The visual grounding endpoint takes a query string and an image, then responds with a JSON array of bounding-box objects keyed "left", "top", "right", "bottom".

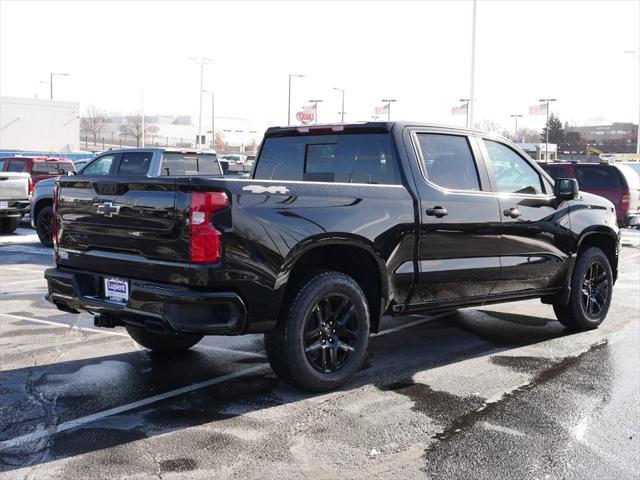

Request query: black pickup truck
[{"left": 46, "top": 122, "right": 620, "bottom": 391}]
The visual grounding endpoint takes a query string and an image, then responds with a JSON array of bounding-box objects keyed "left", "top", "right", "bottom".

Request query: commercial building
[
  {"left": 565, "top": 122, "right": 638, "bottom": 152},
  {"left": 0, "top": 96, "right": 80, "bottom": 152}
]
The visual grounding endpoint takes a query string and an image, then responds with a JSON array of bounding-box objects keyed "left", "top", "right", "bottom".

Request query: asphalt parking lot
[{"left": 1, "top": 226, "right": 639, "bottom": 480}]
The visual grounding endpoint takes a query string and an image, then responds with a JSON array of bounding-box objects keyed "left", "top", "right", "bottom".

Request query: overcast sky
[{"left": 1, "top": 0, "right": 638, "bottom": 134}]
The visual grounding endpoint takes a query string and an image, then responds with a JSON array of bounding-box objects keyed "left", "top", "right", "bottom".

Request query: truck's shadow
[{"left": 0, "top": 308, "right": 570, "bottom": 472}]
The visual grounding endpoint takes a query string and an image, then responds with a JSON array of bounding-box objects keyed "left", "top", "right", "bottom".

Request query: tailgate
[
  {"left": 0, "top": 172, "right": 29, "bottom": 200},
  {"left": 57, "top": 176, "right": 189, "bottom": 267}
]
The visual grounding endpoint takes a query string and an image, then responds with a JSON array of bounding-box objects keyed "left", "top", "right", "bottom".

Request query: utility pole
[
  {"left": 203, "top": 90, "right": 215, "bottom": 149},
  {"left": 468, "top": 0, "right": 477, "bottom": 128},
  {"left": 510, "top": 114, "right": 523, "bottom": 141},
  {"left": 288, "top": 74, "right": 305, "bottom": 125},
  {"left": 50, "top": 72, "right": 69, "bottom": 100},
  {"left": 333, "top": 87, "right": 345, "bottom": 122},
  {"left": 189, "top": 57, "right": 213, "bottom": 148},
  {"left": 539, "top": 98, "right": 557, "bottom": 162},
  {"left": 625, "top": 50, "right": 640, "bottom": 154},
  {"left": 459, "top": 98, "right": 470, "bottom": 127},
  {"left": 308, "top": 99, "right": 323, "bottom": 123},
  {"left": 141, "top": 89, "right": 145, "bottom": 148},
  {"left": 381, "top": 99, "right": 397, "bottom": 121}
]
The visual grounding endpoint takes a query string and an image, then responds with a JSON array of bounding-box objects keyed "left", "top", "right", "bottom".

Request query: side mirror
[{"left": 554, "top": 178, "right": 578, "bottom": 200}]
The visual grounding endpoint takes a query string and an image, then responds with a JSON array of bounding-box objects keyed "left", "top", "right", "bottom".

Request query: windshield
[{"left": 160, "top": 153, "right": 223, "bottom": 176}]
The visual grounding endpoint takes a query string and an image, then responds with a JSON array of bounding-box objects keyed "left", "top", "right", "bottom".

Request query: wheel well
[
  {"left": 578, "top": 232, "right": 618, "bottom": 281},
  {"left": 282, "top": 245, "right": 385, "bottom": 333},
  {"left": 33, "top": 198, "right": 52, "bottom": 222}
]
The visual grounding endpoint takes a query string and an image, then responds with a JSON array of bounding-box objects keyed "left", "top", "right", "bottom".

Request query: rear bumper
[
  {"left": 45, "top": 267, "right": 247, "bottom": 335},
  {"left": 0, "top": 200, "right": 30, "bottom": 218}
]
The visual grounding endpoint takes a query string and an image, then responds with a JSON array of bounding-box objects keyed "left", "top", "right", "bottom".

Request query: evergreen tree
[{"left": 540, "top": 113, "right": 565, "bottom": 144}]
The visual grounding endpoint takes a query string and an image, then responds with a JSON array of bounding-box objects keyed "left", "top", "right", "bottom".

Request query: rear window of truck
[
  {"left": 253, "top": 134, "right": 400, "bottom": 184},
  {"left": 160, "top": 153, "right": 223, "bottom": 176},
  {"left": 575, "top": 166, "right": 621, "bottom": 188}
]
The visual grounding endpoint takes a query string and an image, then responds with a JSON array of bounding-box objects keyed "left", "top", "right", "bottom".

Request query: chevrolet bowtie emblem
[{"left": 97, "top": 202, "right": 122, "bottom": 217}]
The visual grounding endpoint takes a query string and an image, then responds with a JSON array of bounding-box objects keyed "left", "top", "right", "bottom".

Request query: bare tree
[
  {"left": 516, "top": 128, "right": 540, "bottom": 143},
  {"left": 119, "top": 113, "right": 159, "bottom": 147},
  {"left": 245, "top": 138, "right": 258, "bottom": 154},
  {"left": 214, "top": 132, "right": 227, "bottom": 153},
  {"left": 80, "top": 106, "right": 107, "bottom": 144}
]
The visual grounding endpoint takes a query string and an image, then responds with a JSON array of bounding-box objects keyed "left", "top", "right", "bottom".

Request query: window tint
[
  {"left": 483, "top": 140, "right": 544, "bottom": 194},
  {"left": 254, "top": 134, "right": 399, "bottom": 184},
  {"left": 118, "top": 152, "right": 153, "bottom": 175},
  {"left": 0, "top": 160, "right": 5, "bottom": 170},
  {"left": 161, "top": 153, "right": 222, "bottom": 176},
  {"left": 416, "top": 134, "right": 480, "bottom": 191},
  {"left": 543, "top": 165, "right": 567, "bottom": 180},
  {"left": 82, "top": 154, "right": 116, "bottom": 175},
  {"left": 32, "top": 162, "right": 71, "bottom": 175},
  {"left": 575, "top": 166, "right": 621, "bottom": 189},
  {"left": 7, "top": 159, "right": 26, "bottom": 172}
]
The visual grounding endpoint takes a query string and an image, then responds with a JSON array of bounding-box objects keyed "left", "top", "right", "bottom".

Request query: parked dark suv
[
  {"left": 47, "top": 123, "right": 620, "bottom": 391},
  {"left": 541, "top": 162, "right": 640, "bottom": 227}
]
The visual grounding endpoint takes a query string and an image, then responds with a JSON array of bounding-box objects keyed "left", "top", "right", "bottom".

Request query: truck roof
[{"left": 264, "top": 121, "right": 488, "bottom": 137}]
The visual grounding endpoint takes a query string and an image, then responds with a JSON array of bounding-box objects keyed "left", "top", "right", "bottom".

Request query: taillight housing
[
  {"left": 52, "top": 184, "right": 58, "bottom": 248},
  {"left": 28, "top": 177, "right": 34, "bottom": 196},
  {"left": 190, "top": 191, "right": 228, "bottom": 263},
  {"left": 621, "top": 193, "right": 630, "bottom": 211}
]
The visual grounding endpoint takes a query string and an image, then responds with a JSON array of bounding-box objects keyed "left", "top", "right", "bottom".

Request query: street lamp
[
  {"left": 539, "top": 98, "right": 557, "bottom": 162},
  {"left": 49, "top": 72, "right": 69, "bottom": 100},
  {"left": 308, "top": 99, "right": 323, "bottom": 124},
  {"left": 203, "top": 90, "right": 215, "bottom": 149},
  {"left": 189, "top": 57, "right": 213, "bottom": 148},
  {"left": 459, "top": 98, "right": 471, "bottom": 127},
  {"left": 333, "top": 87, "right": 345, "bottom": 123},
  {"left": 381, "top": 99, "right": 397, "bottom": 121},
  {"left": 625, "top": 50, "right": 640, "bottom": 154},
  {"left": 510, "top": 114, "right": 523, "bottom": 141},
  {"left": 288, "top": 74, "right": 305, "bottom": 126}
]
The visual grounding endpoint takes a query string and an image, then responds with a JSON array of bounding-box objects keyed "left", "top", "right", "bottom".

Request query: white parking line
[
  {"left": 0, "top": 266, "right": 46, "bottom": 274},
  {"left": 0, "top": 290, "right": 47, "bottom": 298},
  {"left": 0, "top": 245, "right": 52, "bottom": 256},
  {"left": 2, "top": 278, "right": 46, "bottom": 286},
  {"left": 0, "top": 365, "right": 267, "bottom": 450}
]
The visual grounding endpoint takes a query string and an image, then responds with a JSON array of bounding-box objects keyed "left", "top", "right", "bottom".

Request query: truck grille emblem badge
[{"left": 97, "top": 202, "right": 122, "bottom": 217}]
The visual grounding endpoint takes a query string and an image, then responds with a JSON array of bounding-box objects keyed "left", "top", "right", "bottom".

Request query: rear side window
[
  {"left": 118, "top": 152, "right": 153, "bottom": 175},
  {"left": 575, "top": 166, "right": 621, "bottom": 188},
  {"left": 160, "top": 153, "right": 222, "bottom": 176},
  {"left": 7, "top": 159, "right": 26, "bottom": 172},
  {"left": 254, "top": 134, "right": 399, "bottom": 184},
  {"left": 415, "top": 133, "right": 480, "bottom": 191}
]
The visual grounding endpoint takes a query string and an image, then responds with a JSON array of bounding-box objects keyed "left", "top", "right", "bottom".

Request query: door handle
[
  {"left": 426, "top": 206, "right": 448, "bottom": 218},
  {"left": 503, "top": 207, "right": 522, "bottom": 218}
]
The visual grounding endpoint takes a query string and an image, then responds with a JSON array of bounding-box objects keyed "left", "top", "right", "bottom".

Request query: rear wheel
[
  {"left": 265, "top": 271, "right": 370, "bottom": 392},
  {"left": 35, "top": 205, "right": 54, "bottom": 247},
  {"left": 126, "top": 325, "right": 203, "bottom": 353},
  {"left": 0, "top": 217, "right": 20, "bottom": 234},
  {"left": 553, "top": 247, "right": 613, "bottom": 331}
]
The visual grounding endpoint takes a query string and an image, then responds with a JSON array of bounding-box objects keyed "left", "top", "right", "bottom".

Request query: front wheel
[
  {"left": 126, "top": 325, "right": 203, "bottom": 353},
  {"left": 35, "top": 205, "right": 54, "bottom": 247},
  {"left": 553, "top": 247, "right": 613, "bottom": 331},
  {"left": 265, "top": 271, "right": 370, "bottom": 392}
]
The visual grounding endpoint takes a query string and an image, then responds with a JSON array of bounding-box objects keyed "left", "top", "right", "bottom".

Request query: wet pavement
[{"left": 0, "top": 227, "right": 639, "bottom": 479}]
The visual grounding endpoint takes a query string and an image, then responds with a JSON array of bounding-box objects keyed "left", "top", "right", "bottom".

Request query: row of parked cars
[{"left": 0, "top": 149, "right": 237, "bottom": 239}]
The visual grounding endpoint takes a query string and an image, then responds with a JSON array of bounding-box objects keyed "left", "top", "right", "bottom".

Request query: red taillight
[
  {"left": 52, "top": 184, "right": 58, "bottom": 247},
  {"left": 621, "top": 193, "right": 630, "bottom": 211},
  {"left": 28, "top": 177, "right": 34, "bottom": 196},
  {"left": 190, "top": 191, "right": 228, "bottom": 263}
]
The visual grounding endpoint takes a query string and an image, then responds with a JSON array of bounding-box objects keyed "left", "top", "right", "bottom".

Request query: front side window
[
  {"left": 253, "top": 134, "right": 399, "bottom": 184},
  {"left": 483, "top": 140, "right": 544, "bottom": 195},
  {"left": 416, "top": 133, "right": 480, "bottom": 191},
  {"left": 118, "top": 152, "right": 153, "bottom": 175},
  {"left": 82, "top": 154, "right": 116, "bottom": 175},
  {"left": 575, "top": 166, "right": 621, "bottom": 189},
  {"left": 7, "top": 159, "right": 26, "bottom": 172}
]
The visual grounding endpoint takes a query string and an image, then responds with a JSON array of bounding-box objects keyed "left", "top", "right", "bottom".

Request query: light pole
[
  {"left": 625, "top": 50, "right": 640, "bottom": 154},
  {"left": 288, "top": 74, "right": 305, "bottom": 126},
  {"left": 510, "top": 114, "right": 523, "bottom": 141},
  {"left": 539, "top": 98, "right": 557, "bottom": 162},
  {"left": 308, "top": 99, "right": 323, "bottom": 124},
  {"left": 203, "top": 90, "right": 215, "bottom": 149},
  {"left": 49, "top": 72, "right": 69, "bottom": 100},
  {"left": 459, "top": 98, "right": 471, "bottom": 127},
  {"left": 189, "top": 57, "right": 213, "bottom": 148},
  {"left": 333, "top": 87, "right": 345, "bottom": 123},
  {"left": 468, "top": 0, "right": 477, "bottom": 128},
  {"left": 381, "top": 99, "right": 397, "bottom": 121}
]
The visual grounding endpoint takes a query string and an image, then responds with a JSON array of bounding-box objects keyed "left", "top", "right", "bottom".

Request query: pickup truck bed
[{"left": 46, "top": 121, "right": 620, "bottom": 391}]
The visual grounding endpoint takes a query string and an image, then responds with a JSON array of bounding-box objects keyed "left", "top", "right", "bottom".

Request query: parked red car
[
  {"left": 0, "top": 157, "right": 75, "bottom": 196},
  {"left": 541, "top": 161, "right": 640, "bottom": 227}
]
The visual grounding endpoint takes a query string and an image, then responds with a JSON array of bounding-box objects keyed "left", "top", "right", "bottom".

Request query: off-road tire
[{"left": 35, "top": 205, "right": 54, "bottom": 247}]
